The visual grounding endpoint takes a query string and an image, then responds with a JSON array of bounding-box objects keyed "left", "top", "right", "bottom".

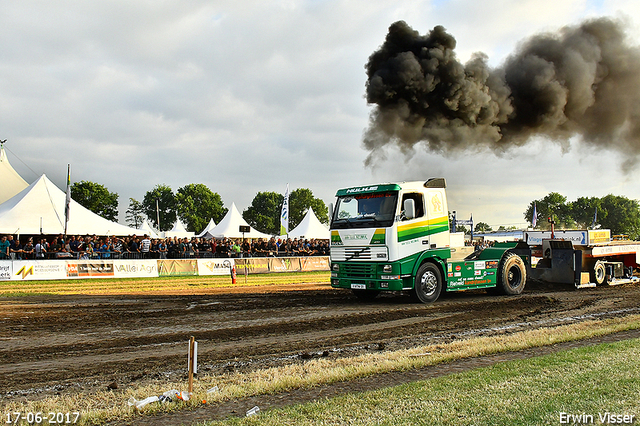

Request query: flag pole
[{"left": 64, "top": 164, "right": 71, "bottom": 238}]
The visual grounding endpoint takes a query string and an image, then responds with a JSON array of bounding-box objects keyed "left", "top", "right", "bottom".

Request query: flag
[
  {"left": 591, "top": 206, "right": 598, "bottom": 228},
  {"left": 532, "top": 202, "right": 537, "bottom": 228},
  {"left": 64, "top": 164, "right": 71, "bottom": 235},
  {"left": 280, "top": 183, "right": 289, "bottom": 235}
]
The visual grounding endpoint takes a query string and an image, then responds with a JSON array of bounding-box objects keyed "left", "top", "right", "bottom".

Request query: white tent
[
  {"left": 0, "top": 174, "right": 140, "bottom": 235},
  {"left": 162, "top": 219, "right": 194, "bottom": 239},
  {"left": 138, "top": 219, "right": 160, "bottom": 239},
  {"left": 206, "top": 202, "right": 271, "bottom": 239},
  {"left": 282, "top": 208, "right": 329, "bottom": 240},
  {"left": 0, "top": 144, "right": 29, "bottom": 205},
  {"left": 196, "top": 218, "right": 217, "bottom": 238}
]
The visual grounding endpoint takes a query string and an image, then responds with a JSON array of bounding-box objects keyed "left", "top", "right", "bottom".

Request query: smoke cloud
[{"left": 364, "top": 18, "right": 640, "bottom": 170}]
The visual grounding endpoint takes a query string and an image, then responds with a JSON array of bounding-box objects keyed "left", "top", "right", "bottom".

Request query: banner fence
[{"left": 0, "top": 256, "right": 330, "bottom": 281}]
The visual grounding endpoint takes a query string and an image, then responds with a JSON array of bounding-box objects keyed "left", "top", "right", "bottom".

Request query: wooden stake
[{"left": 188, "top": 336, "right": 195, "bottom": 394}]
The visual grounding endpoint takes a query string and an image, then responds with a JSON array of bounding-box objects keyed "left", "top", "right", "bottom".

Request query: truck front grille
[
  {"left": 330, "top": 246, "right": 388, "bottom": 261},
  {"left": 342, "top": 264, "right": 377, "bottom": 279}
]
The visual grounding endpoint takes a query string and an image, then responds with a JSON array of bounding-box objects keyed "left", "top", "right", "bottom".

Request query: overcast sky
[{"left": 1, "top": 0, "right": 639, "bottom": 230}]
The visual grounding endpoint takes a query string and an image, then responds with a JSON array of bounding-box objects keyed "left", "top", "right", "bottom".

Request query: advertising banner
[
  {"left": 0, "top": 261, "right": 12, "bottom": 281},
  {"left": 113, "top": 260, "right": 159, "bottom": 278},
  {"left": 158, "top": 259, "right": 198, "bottom": 276},
  {"left": 234, "top": 258, "right": 271, "bottom": 274},
  {"left": 300, "top": 256, "right": 330, "bottom": 271},
  {"left": 197, "top": 258, "right": 234, "bottom": 276},
  {"left": 587, "top": 229, "right": 611, "bottom": 245},
  {"left": 67, "top": 261, "right": 114, "bottom": 278},
  {"left": 269, "top": 257, "right": 301, "bottom": 273},
  {"left": 10, "top": 260, "right": 67, "bottom": 281},
  {"left": 525, "top": 231, "right": 588, "bottom": 245}
]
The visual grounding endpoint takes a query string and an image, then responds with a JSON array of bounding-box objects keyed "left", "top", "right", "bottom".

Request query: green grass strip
[{"left": 206, "top": 338, "right": 640, "bottom": 425}]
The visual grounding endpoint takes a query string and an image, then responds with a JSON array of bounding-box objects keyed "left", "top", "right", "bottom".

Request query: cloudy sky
[{"left": 1, "top": 0, "right": 639, "bottom": 230}]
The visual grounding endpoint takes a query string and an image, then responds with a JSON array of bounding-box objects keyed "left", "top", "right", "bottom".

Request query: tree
[
  {"left": 523, "top": 192, "right": 575, "bottom": 230},
  {"left": 289, "top": 188, "right": 329, "bottom": 229},
  {"left": 570, "top": 197, "right": 601, "bottom": 229},
  {"left": 243, "top": 192, "right": 284, "bottom": 235},
  {"left": 175, "top": 184, "right": 228, "bottom": 233},
  {"left": 142, "top": 184, "right": 176, "bottom": 232},
  {"left": 70, "top": 180, "right": 119, "bottom": 221},
  {"left": 475, "top": 222, "right": 492, "bottom": 233},
  {"left": 598, "top": 195, "right": 640, "bottom": 240},
  {"left": 125, "top": 198, "right": 145, "bottom": 229}
]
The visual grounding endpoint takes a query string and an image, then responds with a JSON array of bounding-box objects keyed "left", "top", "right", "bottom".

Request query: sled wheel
[{"left": 591, "top": 261, "right": 607, "bottom": 285}]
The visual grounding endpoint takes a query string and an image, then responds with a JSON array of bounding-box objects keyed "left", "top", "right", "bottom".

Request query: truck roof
[{"left": 335, "top": 178, "right": 446, "bottom": 197}]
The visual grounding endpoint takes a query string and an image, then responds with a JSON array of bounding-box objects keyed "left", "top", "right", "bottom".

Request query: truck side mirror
[{"left": 403, "top": 199, "right": 415, "bottom": 220}]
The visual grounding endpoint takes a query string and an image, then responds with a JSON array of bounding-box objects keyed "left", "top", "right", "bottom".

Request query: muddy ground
[{"left": 1, "top": 280, "right": 640, "bottom": 423}]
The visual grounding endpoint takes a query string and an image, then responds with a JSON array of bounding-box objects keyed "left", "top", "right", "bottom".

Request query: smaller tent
[
  {"left": 196, "top": 218, "right": 217, "bottom": 238},
  {"left": 138, "top": 219, "right": 160, "bottom": 239},
  {"left": 162, "top": 219, "right": 194, "bottom": 239},
  {"left": 206, "top": 203, "right": 271, "bottom": 239},
  {"left": 282, "top": 208, "right": 329, "bottom": 240},
  {"left": 0, "top": 144, "right": 29, "bottom": 205}
]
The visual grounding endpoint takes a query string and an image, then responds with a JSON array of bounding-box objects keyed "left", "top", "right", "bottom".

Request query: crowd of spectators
[{"left": 0, "top": 233, "right": 330, "bottom": 260}]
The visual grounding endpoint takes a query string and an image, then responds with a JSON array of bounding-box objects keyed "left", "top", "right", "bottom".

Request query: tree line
[
  {"left": 523, "top": 192, "right": 640, "bottom": 239},
  {"left": 71, "top": 181, "right": 328, "bottom": 235},
  {"left": 450, "top": 192, "right": 640, "bottom": 241}
]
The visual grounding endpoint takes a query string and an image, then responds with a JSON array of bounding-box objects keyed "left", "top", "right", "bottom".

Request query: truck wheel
[
  {"left": 497, "top": 253, "right": 526, "bottom": 295},
  {"left": 411, "top": 263, "right": 442, "bottom": 303},
  {"left": 352, "top": 289, "right": 380, "bottom": 301},
  {"left": 591, "top": 261, "right": 607, "bottom": 285}
]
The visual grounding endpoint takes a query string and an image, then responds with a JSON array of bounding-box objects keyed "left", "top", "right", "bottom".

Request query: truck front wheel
[
  {"left": 411, "top": 263, "right": 442, "bottom": 303},
  {"left": 497, "top": 253, "right": 526, "bottom": 295}
]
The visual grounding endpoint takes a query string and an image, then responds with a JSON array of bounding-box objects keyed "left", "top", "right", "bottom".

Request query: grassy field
[
  {"left": 202, "top": 337, "right": 640, "bottom": 425},
  {"left": 0, "top": 271, "right": 330, "bottom": 296}
]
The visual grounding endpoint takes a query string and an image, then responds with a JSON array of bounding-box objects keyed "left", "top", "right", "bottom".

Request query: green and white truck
[{"left": 329, "top": 178, "right": 528, "bottom": 303}]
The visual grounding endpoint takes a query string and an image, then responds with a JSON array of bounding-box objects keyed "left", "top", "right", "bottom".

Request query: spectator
[
  {"left": 242, "top": 239, "right": 252, "bottom": 257},
  {"left": 140, "top": 234, "right": 151, "bottom": 258},
  {"left": 10, "top": 237, "right": 23, "bottom": 259},
  {"left": 129, "top": 236, "right": 140, "bottom": 258},
  {"left": 22, "top": 238, "right": 34, "bottom": 259},
  {"left": 157, "top": 239, "right": 168, "bottom": 259},
  {"left": 0, "top": 235, "right": 9, "bottom": 259},
  {"left": 34, "top": 238, "right": 46, "bottom": 259},
  {"left": 231, "top": 239, "right": 242, "bottom": 257}
]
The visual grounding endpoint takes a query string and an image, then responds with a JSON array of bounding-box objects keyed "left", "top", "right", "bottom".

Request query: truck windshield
[{"left": 331, "top": 192, "right": 398, "bottom": 229}]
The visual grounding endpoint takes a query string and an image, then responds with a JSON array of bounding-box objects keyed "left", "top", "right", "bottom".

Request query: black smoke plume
[{"left": 364, "top": 18, "right": 640, "bottom": 170}]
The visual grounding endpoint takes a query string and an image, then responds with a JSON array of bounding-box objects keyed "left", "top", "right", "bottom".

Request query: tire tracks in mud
[{"left": 1, "top": 283, "right": 639, "bottom": 398}]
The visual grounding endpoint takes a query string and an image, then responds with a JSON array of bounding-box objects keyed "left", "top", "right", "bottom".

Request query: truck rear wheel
[
  {"left": 497, "top": 252, "right": 526, "bottom": 295},
  {"left": 411, "top": 263, "right": 442, "bottom": 303}
]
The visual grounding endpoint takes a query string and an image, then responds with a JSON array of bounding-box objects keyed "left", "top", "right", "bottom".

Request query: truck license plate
[{"left": 351, "top": 283, "right": 366, "bottom": 290}]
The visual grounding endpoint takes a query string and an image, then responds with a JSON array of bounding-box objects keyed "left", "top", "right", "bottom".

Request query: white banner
[
  {"left": 197, "top": 258, "right": 234, "bottom": 276},
  {"left": 0, "top": 261, "right": 12, "bottom": 281},
  {"left": 113, "top": 260, "right": 159, "bottom": 278},
  {"left": 10, "top": 260, "right": 67, "bottom": 281}
]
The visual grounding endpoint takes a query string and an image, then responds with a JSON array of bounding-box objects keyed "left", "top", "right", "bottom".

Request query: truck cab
[{"left": 329, "top": 178, "right": 527, "bottom": 303}]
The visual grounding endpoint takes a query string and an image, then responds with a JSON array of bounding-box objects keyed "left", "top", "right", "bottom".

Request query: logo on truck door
[{"left": 431, "top": 194, "right": 443, "bottom": 214}]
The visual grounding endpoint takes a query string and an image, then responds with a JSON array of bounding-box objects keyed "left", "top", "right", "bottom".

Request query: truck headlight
[
  {"left": 383, "top": 264, "right": 393, "bottom": 273},
  {"left": 332, "top": 263, "right": 339, "bottom": 272},
  {"left": 380, "top": 275, "right": 401, "bottom": 280}
]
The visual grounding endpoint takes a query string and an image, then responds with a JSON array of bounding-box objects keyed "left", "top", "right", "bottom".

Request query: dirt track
[{"left": 1, "top": 280, "right": 640, "bottom": 407}]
